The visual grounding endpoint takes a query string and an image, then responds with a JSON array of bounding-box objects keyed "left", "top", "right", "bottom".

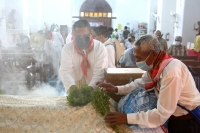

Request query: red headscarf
[{"left": 72, "top": 38, "right": 94, "bottom": 78}]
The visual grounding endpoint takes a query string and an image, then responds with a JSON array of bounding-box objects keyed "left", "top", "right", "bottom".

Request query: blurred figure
[
  {"left": 45, "top": 31, "right": 64, "bottom": 78},
  {"left": 91, "top": 26, "right": 97, "bottom": 38},
  {"left": 194, "top": 29, "right": 200, "bottom": 52},
  {"left": 6, "top": 9, "right": 16, "bottom": 29},
  {"left": 66, "top": 24, "right": 74, "bottom": 44},
  {"left": 108, "top": 27, "right": 115, "bottom": 39},
  {"left": 15, "top": 33, "right": 30, "bottom": 48},
  {"left": 95, "top": 25, "right": 116, "bottom": 68},
  {"left": 154, "top": 30, "right": 168, "bottom": 52},
  {"left": 123, "top": 26, "right": 130, "bottom": 39},
  {"left": 124, "top": 35, "right": 135, "bottom": 50},
  {"left": 168, "top": 36, "right": 188, "bottom": 56},
  {"left": 119, "top": 47, "right": 137, "bottom": 68},
  {"left": 114, "top": 28, "right": 120, "bottom": 40}
]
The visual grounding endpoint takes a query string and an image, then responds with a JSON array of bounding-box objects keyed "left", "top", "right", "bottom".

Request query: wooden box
[{"left": 106, "top": 68, "right": 145, "bottom": 86}]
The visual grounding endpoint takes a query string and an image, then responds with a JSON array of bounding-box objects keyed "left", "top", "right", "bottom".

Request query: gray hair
[
  {"left": 175, "top": 36, "right": 182, "bottom": 41},
  {"left": 134, "top": 34, "right": 161, "bottom": 55}
]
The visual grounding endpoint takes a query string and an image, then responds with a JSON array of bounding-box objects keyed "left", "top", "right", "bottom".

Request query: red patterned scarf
[
  {"left": 145, "top": 51, "right": 173, "bottom": 90},
  {"left": 73, "top": 38, "right": 94, "bottom": 78}
]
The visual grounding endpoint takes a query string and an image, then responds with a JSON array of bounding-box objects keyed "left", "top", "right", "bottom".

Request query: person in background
[
  {"left": 91, "top": 26, "right": 97, "bottom": 38},
  {"left": 6, "top": 9, "right": 16, "bottom": 29},
  {"left": 154, "top": 30, "right": 168, "bottom": 52},
  {"left": 124, "top": 35, "right": 135, "bottom": 50},
  {"left": 193, "top": 29, "right": 200, "bottom": 52},
  {"left": 114, "top": 28, "right": 120, "bottom": 40},
  {"left": 97, "top": 34, "right": 200, "bottom": 133},
  {"left": 95, "top": 25, "right": 116, "bottom": 68},
  {"left": 119, "top": 47, "right": 136, "bottom": 68},
  {"left": 167, "top": 36, "right": 188, "bottom": 56},
  {"left": 123, "top": 26, "right": 130, "bottom": 40},
  {"left": 59, "top": 19, "right": 108, "bottom": 92},
  {"left": 108, "top": 27, "right": 115, "bottom": 43},
  {"left": 66, "top": 24, "right": 74, "bottom": 44},
  {"left": 15, "top": 33, "right": 30, "bottom": 48}
]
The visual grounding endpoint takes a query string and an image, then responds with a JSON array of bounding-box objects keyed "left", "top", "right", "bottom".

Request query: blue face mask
[
  {"left": 136, "top": 53, "right": 153, "bottom": 71},
  {"left": 174, "top": 41, "right": 181, "bottom": 46}
]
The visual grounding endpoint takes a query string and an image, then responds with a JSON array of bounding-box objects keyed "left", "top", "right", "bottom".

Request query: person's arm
[
  {"left": 127, "top": 70, "right": 185, "bottom": 128},
  {"left": 88, "top": 43, "right": 108, "bottom": 89},
  {"left": 116, "top": 72, "right": 152, "bottom": 95},
  {"left": 106, "top": 45, "right": 116, "bottom": 68},
  {"left": 59, "top": 44, "right": 76, "bottom": 92}
]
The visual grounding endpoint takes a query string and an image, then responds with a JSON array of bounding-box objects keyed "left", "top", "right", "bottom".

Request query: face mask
[
  {"left": 75, "top": 36, "right": 90, "bottom": 50},
  {"left": 136, "top": 53, "right": 153, "bottom": 71},
  {"left": 175, "top": 41, "right": 181, "bottom": 46},
  {"left": 156, "top": 35, "right": 161, "bottom": 38}
]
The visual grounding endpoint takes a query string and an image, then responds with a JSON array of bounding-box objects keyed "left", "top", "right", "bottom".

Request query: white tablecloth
[{"left": 0, "top": 95, "right": 132, "bottom": 133}]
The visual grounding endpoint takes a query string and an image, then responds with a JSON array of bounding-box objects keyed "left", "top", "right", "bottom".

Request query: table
[{"left": 106, "top": 68, "right": 145, "bottom": 86}]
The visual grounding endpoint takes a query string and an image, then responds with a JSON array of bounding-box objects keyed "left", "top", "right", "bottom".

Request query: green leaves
[
  {"left": 91, "top": 88, "right": 110, "bottom": 116},
  {"left": 66, "top": 85, "right": 124, "bottom": 133},
  {"left": 67, "top": 84, "right": 93, "bottom": 106}
]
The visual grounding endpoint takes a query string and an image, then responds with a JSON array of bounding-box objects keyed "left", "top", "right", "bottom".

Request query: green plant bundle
[
  {"left": 66, "top": 85, "right": 124, "bottom": 133},
  {"left": 91, "top": 88, "right": 110, "bottom": 116},
  {"left": 67, "top": 84, "right": 92, "bottom": 106}
]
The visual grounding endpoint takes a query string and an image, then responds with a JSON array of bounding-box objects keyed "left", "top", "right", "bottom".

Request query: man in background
[
  {"left": 95, "top": 25, "right": 116, "bottom": 68},
  {"left": 168, "top": 36, "right": 188, "bottom": 56},
  {"left": 123, "top": 26, "right": 130, "bottom": 40},
  {"left": 154, "top": 30, "right": 168, "bottom": 52}
]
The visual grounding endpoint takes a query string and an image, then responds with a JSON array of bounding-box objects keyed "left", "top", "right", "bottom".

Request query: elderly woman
[{"left": 97, "top": 34, "right": 200, "bottom": 133}]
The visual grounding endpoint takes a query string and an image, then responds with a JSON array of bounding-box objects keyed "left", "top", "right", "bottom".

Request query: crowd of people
[
  {"left": 58, "top": 19, "right": 200, "bottom": 133},
  {"left": 1, "top": 18, "right": 200, "bottom": 132}
]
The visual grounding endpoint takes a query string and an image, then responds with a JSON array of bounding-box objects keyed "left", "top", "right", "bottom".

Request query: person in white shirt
[
  {"left": 124, "top": 35, "right": 135, "bottom": 50},
  {"left": 97, "top": 34, "right": 200, "bottom": 133},
  {"left": 114, "top": 28, "right": 120, "bottom": 40},
  {"left": 95, "top": 25, "right": 116, "bottom": 68},
  {"left": 59, "top": 19, "right": 108, "bottom": 92},
  {"left": 65, "top": 31, "right": 72, "bottom": 44}
]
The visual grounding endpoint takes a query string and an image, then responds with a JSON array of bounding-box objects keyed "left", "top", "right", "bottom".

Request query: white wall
[
  {"left": 114, "top": 0, "right": 147, "bottom": 32},
  {"left": 2, "top": 0, "right": 148, "bottom": 35},
  {"left": 177, "top": 0, "right": 200, "bottom": 46},
  {"left": 157, "top": 0, "right": 176, "bottom": 47},
  {"left": 147, "top": 0, "right": 158, "bottom": 34}
]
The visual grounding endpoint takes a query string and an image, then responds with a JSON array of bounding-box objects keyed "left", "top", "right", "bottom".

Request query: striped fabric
[
  {"left": 167, "top": 45, "right": 188, "bottom": 56},
  {"left": 118, "top": 88, "right": 166, "bottom": 133}
]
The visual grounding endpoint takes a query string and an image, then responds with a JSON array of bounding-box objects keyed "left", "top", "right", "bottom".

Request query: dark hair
[
  {"left": 73, "top": 19, "right": 91, "bottom": 32},
  {"left": 125, "top": 26, "right": 128, "bottom": 29},
  {"left": 128, "top": 35, "right": 135, "bottom": 42},
  {"left": 115, "top": 28, "right": 118, "bottom": 31},
  {"left": 108, "top": 27, "right": 113, "bottom": 32},
  {"left": 94, "top": 25, "right": 108, "bottom": 38}
]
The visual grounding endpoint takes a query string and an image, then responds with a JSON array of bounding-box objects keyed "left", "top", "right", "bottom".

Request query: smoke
[
  {"left": 0, "top": 80, "right": 66, "bottom": 96},
  {"left": 0, "top": 59, "right": 65, "bottom": 96}
]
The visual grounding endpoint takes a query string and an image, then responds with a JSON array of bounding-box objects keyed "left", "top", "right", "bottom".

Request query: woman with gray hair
[{"left": 97, "top": 34, "right": 200, "bottom": 133}]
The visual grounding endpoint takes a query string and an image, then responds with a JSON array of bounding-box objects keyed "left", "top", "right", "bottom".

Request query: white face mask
[{"left": 175, "top": 41, "right": 181, "bottom": 46}]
